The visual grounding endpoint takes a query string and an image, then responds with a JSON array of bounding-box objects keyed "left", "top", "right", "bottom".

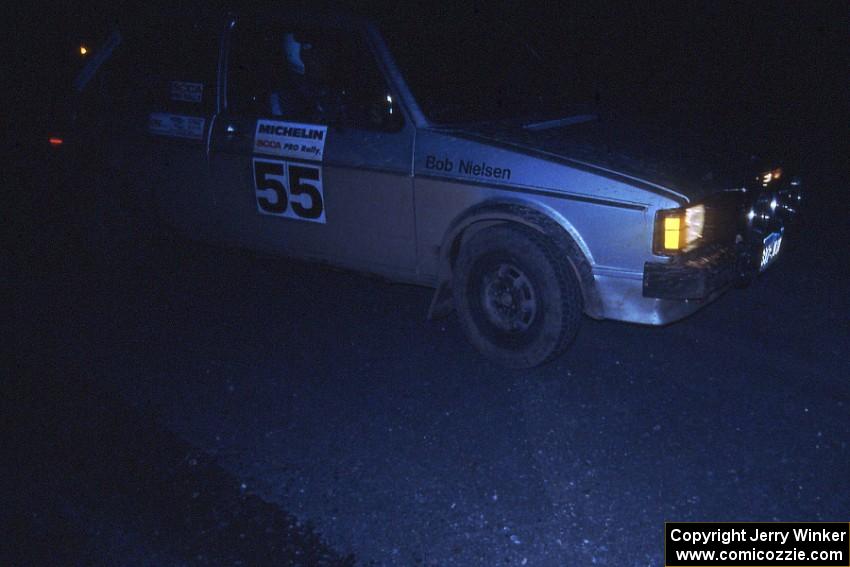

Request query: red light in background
[{"left": 49, "top": 137, "right": 64, "bottom": 146}]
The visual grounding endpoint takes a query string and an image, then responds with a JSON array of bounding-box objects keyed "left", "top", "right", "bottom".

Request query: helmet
[{"left": 282, "top": 32, "right": 311, "bottom": 75}]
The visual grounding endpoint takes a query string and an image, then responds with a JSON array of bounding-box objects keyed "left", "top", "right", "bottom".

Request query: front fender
[{"left": 427, "top": 199, "right": 604, "bottom": 319}]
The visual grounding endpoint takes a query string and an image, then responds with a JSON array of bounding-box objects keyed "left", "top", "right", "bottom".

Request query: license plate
[{"left": 760, "top": 229, "right": 784, "bottom": 271}]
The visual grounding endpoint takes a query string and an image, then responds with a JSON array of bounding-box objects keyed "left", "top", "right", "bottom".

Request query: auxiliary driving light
[{"left": 759, "top": 168, "right": 783, "bottom": 187}]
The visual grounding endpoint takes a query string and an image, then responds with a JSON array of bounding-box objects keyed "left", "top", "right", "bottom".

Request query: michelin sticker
[
  {"left": 170, "top": 81, "right": 203, "bottom": 103},
  {"left": 148, "top": 112, "right": 205, "bottom": 141},
  {"left": 254, "top": 120, "right": 327, "bottom": 161}
]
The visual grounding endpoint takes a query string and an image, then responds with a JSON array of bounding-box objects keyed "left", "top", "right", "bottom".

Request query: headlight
[{"left": 653, "top": 204, "right": 706, "bottom": 255}]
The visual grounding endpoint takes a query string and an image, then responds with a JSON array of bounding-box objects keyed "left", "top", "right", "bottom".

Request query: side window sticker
[
  {"left": 148, "top": 112, "right": 205, "bottom": 140},
  {"left": 170, "top": 81, "right": 204, "bottom": 103}
]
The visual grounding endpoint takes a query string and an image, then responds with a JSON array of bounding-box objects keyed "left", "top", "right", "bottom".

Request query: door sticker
[
  {"left": 148, "top": 112, "right": 205, "bottom": 140},
  {"left": 254, "top": 120, "right": 327, "bottom": 161},
  {"left": 252, "top": 158, "right": 325, "bottom": 223}
]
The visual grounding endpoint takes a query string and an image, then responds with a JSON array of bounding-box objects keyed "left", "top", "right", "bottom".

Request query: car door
[
  {"left": 208, "top": 15, "right": 417, "bottom": 278},
  {"left": 137, "top": 17, "right": 221, "bottom": 241}
]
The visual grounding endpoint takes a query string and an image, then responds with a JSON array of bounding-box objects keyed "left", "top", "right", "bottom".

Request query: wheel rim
[{"left": 479, "top": 262, "right": 538, "bottom": 333}]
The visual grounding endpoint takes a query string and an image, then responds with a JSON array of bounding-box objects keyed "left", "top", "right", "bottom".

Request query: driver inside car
[{"left": 270, "top": 31, "right": 347, "bottom": 123}]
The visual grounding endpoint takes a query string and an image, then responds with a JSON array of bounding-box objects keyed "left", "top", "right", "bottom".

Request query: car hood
[{"left": 449, "top": 115, "right": 763, "bottom": 202}]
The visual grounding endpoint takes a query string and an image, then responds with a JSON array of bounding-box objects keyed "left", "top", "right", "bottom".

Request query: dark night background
[{"left": 3, "top": 1, "right": 849, "bottom": 565}]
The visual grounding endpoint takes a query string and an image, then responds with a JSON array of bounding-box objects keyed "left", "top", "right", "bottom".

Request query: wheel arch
[{"left": 427, "top": 199, "right": 604, "bottom": 320}]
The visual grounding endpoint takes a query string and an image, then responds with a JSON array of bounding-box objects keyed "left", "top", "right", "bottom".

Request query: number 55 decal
[{"left": 252, "top": 158, "right": 325, "bottom": 223}]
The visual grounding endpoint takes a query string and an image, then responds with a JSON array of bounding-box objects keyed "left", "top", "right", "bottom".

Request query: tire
[{"left": 453, "top": 224, "right": 583, "bottom": 368}]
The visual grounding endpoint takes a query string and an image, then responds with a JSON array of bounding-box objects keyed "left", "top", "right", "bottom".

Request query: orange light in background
[
  {"left": 49, "top": 137, "right": 64, "bottom": 146},
  {"left": 79, "top": 45, "right": 88, "bottom": 56}
]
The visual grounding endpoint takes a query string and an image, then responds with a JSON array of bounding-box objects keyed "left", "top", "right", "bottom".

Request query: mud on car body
[{"left": 57, "top": 9, "right": 802, "bottom": 368}]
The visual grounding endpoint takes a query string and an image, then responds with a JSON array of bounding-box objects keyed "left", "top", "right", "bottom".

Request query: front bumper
[
  {"left": 642, "top": 243, "right": 738, "bottom": 300},
  {"left": 643, "top": 174, "right": 802, "bottom": 301}
]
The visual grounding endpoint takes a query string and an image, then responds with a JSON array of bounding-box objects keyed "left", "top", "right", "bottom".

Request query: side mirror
[{"left": 365, "top": 94, "right": 403, "bottom": 131}]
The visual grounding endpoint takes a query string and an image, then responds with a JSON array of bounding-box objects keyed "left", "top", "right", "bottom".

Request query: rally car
[{"left": 54, "top": 8, "right": 802, "bottom": 368}]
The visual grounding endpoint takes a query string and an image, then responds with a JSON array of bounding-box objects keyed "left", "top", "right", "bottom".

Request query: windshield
[{"left": 380, "top": 14, "right": 580, "bottom": 125}]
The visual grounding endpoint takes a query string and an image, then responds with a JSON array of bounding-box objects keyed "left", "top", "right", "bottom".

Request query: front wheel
[{"left": 453, "top": 224, "right": 583, "bottom": 368}]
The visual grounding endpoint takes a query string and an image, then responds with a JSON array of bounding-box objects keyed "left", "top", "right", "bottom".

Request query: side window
[
  {"left": 67, "top": 21, "right": 218, "bottom": 135},
  {"left": 228, "top": 21, "right": 401, "bottom": 131},
  {"left": 149, "top": 22, "right": 219, "bottom": 116},
  {"left": 86, "top": 23, "right": 218, "bottom": 116}
]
